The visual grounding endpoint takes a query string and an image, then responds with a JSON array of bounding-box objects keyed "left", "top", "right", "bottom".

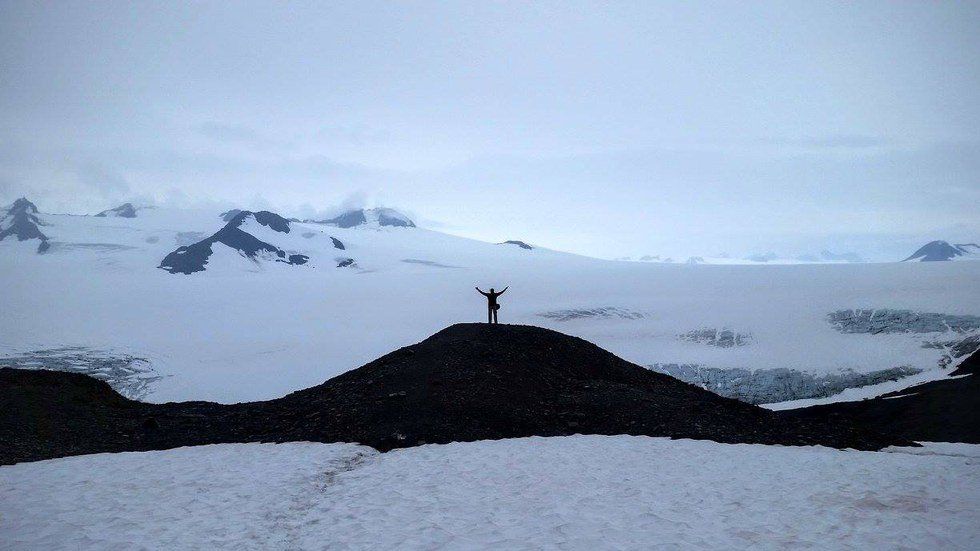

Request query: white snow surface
[
  {"left": 1, "top": 436, "right": 977, "bottom": 550},
  {"left": 1, "top": 207, "right": 978, "bottom": 403}
]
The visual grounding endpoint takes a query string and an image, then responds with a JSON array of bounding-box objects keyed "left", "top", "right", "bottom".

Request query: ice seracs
[
  {"left": 903, "top": 240, "right": 979, "bottom": 262},
  {"left": 317, "top": 208, "right": 416, "bottom": 228},
  {"left": 159, "top": 210, "right": 309, "bottom": 274},
  {"left": 0, "top": 198, "right": 49, "bottom": 253}
]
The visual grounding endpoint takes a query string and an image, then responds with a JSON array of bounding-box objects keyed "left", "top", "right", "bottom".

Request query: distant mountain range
[{"left": 4, "top": 197, "right": 978, "bottom": 268}]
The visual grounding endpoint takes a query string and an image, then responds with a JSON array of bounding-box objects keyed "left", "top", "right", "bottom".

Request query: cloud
[
  {"left": 766, "top": 135, "right": 892, "bottom": 149},
  {"left": 314, "top": 125, "right": 391, "bottom": 147},
  {"left": 70, "top": 161, "right": 131, "bottom": 198}
]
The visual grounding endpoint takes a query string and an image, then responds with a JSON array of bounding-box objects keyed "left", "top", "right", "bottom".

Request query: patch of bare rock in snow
[{"left": 1, "top": 436, "right": 977, "bottom": 550}]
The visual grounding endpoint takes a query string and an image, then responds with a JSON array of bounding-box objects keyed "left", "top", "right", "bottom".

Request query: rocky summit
[{"left": 0, "top": 324, "right": 906, "bottom": 465}]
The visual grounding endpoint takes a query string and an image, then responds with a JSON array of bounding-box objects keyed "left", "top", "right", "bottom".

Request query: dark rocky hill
[
  {"left": 0, "top": 324, "right": 908, "bottom": 465},
  {"left": 787, "top": 349, "right": 980, "bottom": 444},
  {"left": 903, "top": 240, "right": 978, "bottom": 261}
]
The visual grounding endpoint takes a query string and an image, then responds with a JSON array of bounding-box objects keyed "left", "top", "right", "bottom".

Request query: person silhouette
[{"left": 475, "top": 286, "right": 508, "bottom": 324}]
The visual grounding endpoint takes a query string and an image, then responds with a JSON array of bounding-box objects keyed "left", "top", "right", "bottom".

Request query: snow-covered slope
[
  {"left": 2, "top": 437, "right": 977, "bottom": 549},
  {"left": 1, "top": 202, "right": 978, "bottom": 405},
  {"left": 903, "top": 240, "right": 980, "bottom": 262}
]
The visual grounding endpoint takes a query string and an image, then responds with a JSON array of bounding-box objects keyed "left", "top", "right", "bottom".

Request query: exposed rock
[
  {"left": 921, "top": 334, "right": 980, "bottom": 368},
  {"left": 337, "top": 258, "right": 357, "bottom": 268},
  {"left": 95, "top": 203, "right": 138, "bottom": 218},
  {"left": 500, "top": 240, "right": 532, "bottom": 250},
  {"left": 318, "top": 208, "right": 415, "bottom": 228},
  {"left": 330, "top": 237, "right": 345, "bottom": 250},
  {"left": 159, "top": 210, "right": 307, "bottom": 274},
  {"left": 903, "top": 240, "right": 979, "bottom": 262},
  {"left": 0, "top": 198, "right": 49, "bottom": 253},
  {"left": 219, "top": 209, "right": 243, "bottom": 222},
  {"left": 786, "top": 349, "right": 980, "bottom": 444},
  {"left": 0, "top": 324, "right": 906, "bottom": 465}
]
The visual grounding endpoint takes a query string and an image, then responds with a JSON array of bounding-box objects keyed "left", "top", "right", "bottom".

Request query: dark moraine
[
  {"left": 785, "top": 348, "right": 980, "bottom": 444},
  {"left": 0, "top": 324, "right": 910, "bottom": 465}
]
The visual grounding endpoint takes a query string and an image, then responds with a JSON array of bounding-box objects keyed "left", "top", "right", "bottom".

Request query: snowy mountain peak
[
  {"left": 159, "top": 210, "right": 306, "bottom": 274},
  {"left": 227, "top": 210, "right": 292, "bottom": 233},
  {"left": 0, "top": 197, "right": 49, "bottom": 253},
  {"left": 8, "top": 197, "right": 39, "bottom": 215},
  {"left": 95, "top": 203, "right": 139, "bottom": 218},
  {"left": 219, "top": 209, "right": 243, "bottom": 222},
  {"left": 320, "top": 208, "right": 415, "bottom": 228},
  {"left": 903, "top": 240, "right": 979, "bottom": 262}
]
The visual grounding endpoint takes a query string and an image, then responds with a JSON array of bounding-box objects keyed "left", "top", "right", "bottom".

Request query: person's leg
[
  {"left": 493, "top": 308, "right": 498, "bottom": 324},
  {"left": 487, "top": 306, "right": 492, "bottom": 323}
]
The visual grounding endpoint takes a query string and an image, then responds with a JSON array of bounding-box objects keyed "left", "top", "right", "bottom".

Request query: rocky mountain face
[
  {"left": 0, "top": 198, "right": 49, "bottom": 253},
  {"left": 317, "top": 208, "right": 415, "bottom": 228},
  {"left": 95, "top": 203, "right": 138, "bottom": 218},
  {"left": 159, "top": 210, "right": 308, "bottom": 274}
]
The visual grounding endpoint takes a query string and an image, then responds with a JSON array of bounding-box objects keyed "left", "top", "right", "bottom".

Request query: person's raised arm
[
  {"left": 475, "top": 287, "right": 488, "bottom": 296},
  {"left": 498, "top": 286, "right": 509, "bottom": 295}
]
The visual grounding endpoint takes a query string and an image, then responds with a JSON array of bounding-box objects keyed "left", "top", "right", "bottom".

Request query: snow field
[{"left": 2, "top": 436, "right": 977, "bottom": 550}]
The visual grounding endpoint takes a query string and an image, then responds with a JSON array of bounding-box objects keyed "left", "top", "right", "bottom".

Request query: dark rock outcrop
[
  {"left": 787, "top": 349, "right": 980, "bottom": 444},
  {"left": 159, "top": 210, "right": 307, "bottom": 274},
  {"left": 318, "top": 208, "right": 415, "bottom": 228},
  {"left": 0, "top": 198, "right": 49, "bottom": 253},
  {"left": 219, "top": 209, "right": 243, "bottom": 222},
  {"left": 330, "top": 237, "right": 345, "bottom": 250},
  {"left": 500, "top": 240, "right": 533, "bottom": 250},
  {"left": 0, "top": 324, "right": 907, "bottom": 465}
]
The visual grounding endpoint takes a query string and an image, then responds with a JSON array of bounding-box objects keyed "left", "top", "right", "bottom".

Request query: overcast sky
[{"left": 1, "top": 1, "right": 978, "bottom": 259}]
